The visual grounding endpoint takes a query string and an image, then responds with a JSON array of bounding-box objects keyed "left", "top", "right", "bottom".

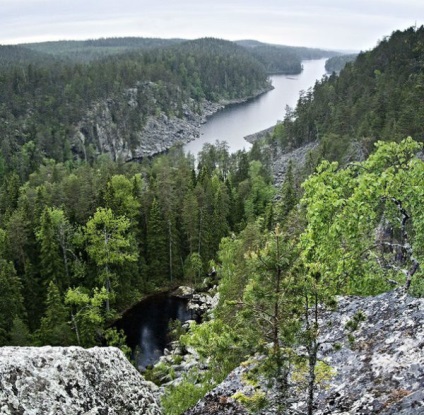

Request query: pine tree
[
  {"left": 0, "top": 259, "right": 25, "bottom": 345},
  {"left": 146, "top": 198, "right": 168, "bottom": 283},
  {"left": 36, "top": 281, "right": 74, "bottom": 346},
  {"left": 84, "top": 207, "right": 138, "bottom": 312}
]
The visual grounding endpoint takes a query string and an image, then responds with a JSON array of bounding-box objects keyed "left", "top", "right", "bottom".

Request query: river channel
[{"left": 184, "top": 58, "right": 328, "bottom": 156}]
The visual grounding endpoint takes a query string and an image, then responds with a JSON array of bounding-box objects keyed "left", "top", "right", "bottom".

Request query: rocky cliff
[
  {"left": 183, "top": 289, "right": 424, "bottom": 414},
  {"left": 0, "top": 346, "right": 161, "bottom": 415},
  {"left": 72, "top": 81, "right": 272, "bottom": 162},
  {"left": 73, "top": 83, "right": 223, "bottom": 162}
]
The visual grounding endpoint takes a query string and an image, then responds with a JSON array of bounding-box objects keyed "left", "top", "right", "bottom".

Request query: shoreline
[
  {"left": 244, "top": 125, "right": 276, "bottom": 144},
  {"left": 126, "top": 83, "right": 275, "bottom": 161}
]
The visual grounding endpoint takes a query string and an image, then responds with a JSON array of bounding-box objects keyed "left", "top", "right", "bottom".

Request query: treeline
[
  {"left": 236, "top": 40, "right": 339, "bottom": 74},
  {"left": 0, "top": 142, "right": 276, "bottom": 348},
  {"left": 22, "top": 38, "right": 185, "bottom": 62},
  {"left": 272, "top": 26, "right": 424, "bottom": 159},
  {"left": 0, "top": 38, "right": 269, "bottom": 177},
  {"left": 324, "top": 53, "right": 358, "bottom": 73}
]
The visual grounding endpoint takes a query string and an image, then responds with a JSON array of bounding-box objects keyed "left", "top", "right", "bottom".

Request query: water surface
[
  {"left": 184, "top": 59, "right": 327, "bottom": 156},
  {"left": 114, "top": 293, "right": 193, "bottom": 370}
]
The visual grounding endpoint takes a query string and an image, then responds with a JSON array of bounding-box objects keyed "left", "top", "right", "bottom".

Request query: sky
[{"left": 1, "top": 0, "right": 423, "bottom": 51}]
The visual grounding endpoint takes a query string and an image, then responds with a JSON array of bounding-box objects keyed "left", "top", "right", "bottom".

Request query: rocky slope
[
  {"left": 73, "top": 82, "right": 273, "bottom": 162},
  {"left": 183, "top": 289, "right": 424, "bottom": 414},
  {"left": 0, "top": 346, "right": 161, "bottom": 415},
  {"left": 73, "top": 86, "right": 223, "bottom": 162}
]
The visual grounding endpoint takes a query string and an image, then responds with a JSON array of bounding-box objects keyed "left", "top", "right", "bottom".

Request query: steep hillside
[
  {"left": 272, "top": 26, "right": 424, "bottom": 158},
  {"left": 183, "top": 290, "right": 424, "bottom": 415}
]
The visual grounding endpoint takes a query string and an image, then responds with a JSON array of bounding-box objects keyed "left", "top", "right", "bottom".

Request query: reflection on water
[{"left": 114, "top": 293, "right": 194, "bottom": 370}]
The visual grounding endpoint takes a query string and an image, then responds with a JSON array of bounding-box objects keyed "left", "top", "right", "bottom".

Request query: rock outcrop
[
  {"left": 312, "top": 289, "right": 424, "bottom": 415},
  {"left": 271, "top": 140, "right": 318, "bottom": 187},
  {"left": 0, "top": 346, "right": 161, "bottom": 415},
  {"left": 72, "top": 81, "right": 272, "bottom": 162},
  {"left": 73, "top": 89, "right": 222, "bottom": 162},
  {"left": 184, "top": 289, "right": 424, "bottom": 414}
]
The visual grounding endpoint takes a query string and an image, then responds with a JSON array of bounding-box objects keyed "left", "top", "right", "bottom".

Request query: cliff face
[
  {"left": 184, "top": 289, "right": 424, "bottom": 415},
  {"left": 72, "top": 81, "right": 224, "bottom": 162},
  {"left": 72, "top": 81, "right": 274, "bottom": 162},
  {"left": 0, "top": 346, "right": 161, "bottom": 415}
]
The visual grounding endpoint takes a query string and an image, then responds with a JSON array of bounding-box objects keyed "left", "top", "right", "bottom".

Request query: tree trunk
[{"left": 71, "top": 311, "right": 81, "bottom": 346}]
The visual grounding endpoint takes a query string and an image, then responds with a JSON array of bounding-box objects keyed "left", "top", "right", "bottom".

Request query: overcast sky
[{"left": 1, "top": 0, "right": 423, "bottom": 51}]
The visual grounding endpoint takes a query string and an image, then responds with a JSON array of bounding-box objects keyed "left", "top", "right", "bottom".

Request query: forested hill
[
  {"left": 0, "top": 45, "right": 56, "bottom": 66},
  {"left": 21, "top": 37, "right": 185, "bottom": 62},
  {"left": 0, "top": 37, "right": 269, "bottom": 174},
  {"left": 272, "top": 26, "right": 424, "bottom": 159},
  {"left": 0, "top": 36, "right": 276, "bottom": 348},
  {"left": 236, "top": 39, "right": 340, "bottom": 74}
]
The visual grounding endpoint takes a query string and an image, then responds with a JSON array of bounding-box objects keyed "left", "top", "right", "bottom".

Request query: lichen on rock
[
  {"left": 182, "top": 289, "right": 424, "bottom": 415},
  {"left": 0, "top": 346, "right": 162, "bottom": 415}
]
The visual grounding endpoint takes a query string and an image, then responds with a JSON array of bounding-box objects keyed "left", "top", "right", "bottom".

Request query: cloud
[{"left": 0, "top": 0, "right": 423, "bottom": 49}]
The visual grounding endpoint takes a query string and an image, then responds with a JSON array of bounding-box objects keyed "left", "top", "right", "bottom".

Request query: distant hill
[
  {"left": 22, "top": 37, "right": 186, "bottom": 62},
  {"left": 236, "top": 39, "right": 340, "bottom": 74},
  {"left": 0, "top": 37, "right": 270, "bottom": 166},
  {"left": 0, "top": 45, "right": 56, "bottom": 67}
]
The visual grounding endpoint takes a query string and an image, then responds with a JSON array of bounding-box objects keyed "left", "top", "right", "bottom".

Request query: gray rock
[
  {"left": 0, "top": 346, "right": 162, "bottom": 415},
  {"left": 272, "top": 140, "right": 319, "bottom": 187},
  {"left": 183, "top": 290, "right": 424, "bottom": 415},
  {"left": 172, "top": 286, "right": 195, "bottom": 299}
]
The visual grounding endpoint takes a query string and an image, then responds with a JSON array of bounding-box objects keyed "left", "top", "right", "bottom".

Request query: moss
[
  {"left": 231, "top": 390, "right": 267, "bottom": 413},
  {"left": 292, "top": 359, "right": 336, "bottom": 392}
]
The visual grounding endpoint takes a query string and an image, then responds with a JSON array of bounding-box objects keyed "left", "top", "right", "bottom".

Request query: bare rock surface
[
  {"left": 311, "top": 289, "right": 424, "bottom": 415},
  {"left": 184, "top": 290, "right": 424, "bottom": 414},
  {"left": 0, "top": 346, "right": 162, "bottom": 415},
  {"left": 271, "top": 140, "right": 318, "bottom": 187}
]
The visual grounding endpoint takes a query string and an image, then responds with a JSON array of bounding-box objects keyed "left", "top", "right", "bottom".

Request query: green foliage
[
  {"left": 0, "top": 259, "right": 25, "bottom": 346},
  {"left": 36, "top": 207, "right": 73, "bottom": 290},
  {"left": 161, "top": 369, "right": 213, "bottom": 415},
  {"left": 0, "top": 138, "right": 273, "bottom": 342},
  {"left": 244, "top": 161, "right": 275, "bottom": 221},
  {"left": 291, "top": 359, "right": 336, "bottom": 392},
  {"left": 103, "top": 327, "right": 132, "bottom": 359},
  {"left": 36, "top": 281, "right": 75, "bottom": 346},
  {"left": 65, "top": 286, "right": 109, "bottom": 347},
  {"left": 84, "top": 207, "right": 138, "bottom": 311},
  {"left": 184, "top": 252, "right": 203, "bottom": 286},
  {"left": 168, "top": 319, "right": 185, "bottom": 342},
  {"left": 300, "top": 138, "right": 424, "bottom": 295},
  {"left": 345, "top": 310, "right": 367, "bottom": 332},
  {"left": 8, "top": 317, "right": 32, "bottom": 346},
  {"left": 181, "top": 319, "right": 244, "bottom": 374},
  {"left": 232, "top": 390, "right": 267, "bottom": 413},
  {"left": 278, "top": 26, "right": 424, "bottom": 154}
]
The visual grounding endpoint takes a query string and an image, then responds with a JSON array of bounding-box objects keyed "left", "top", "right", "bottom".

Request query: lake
[
  {"left": 184, "top": 58, "right": 328, "bottom": 156},
  {"left": 114, "top": 293, "right": 194, "bottom": 370}
]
